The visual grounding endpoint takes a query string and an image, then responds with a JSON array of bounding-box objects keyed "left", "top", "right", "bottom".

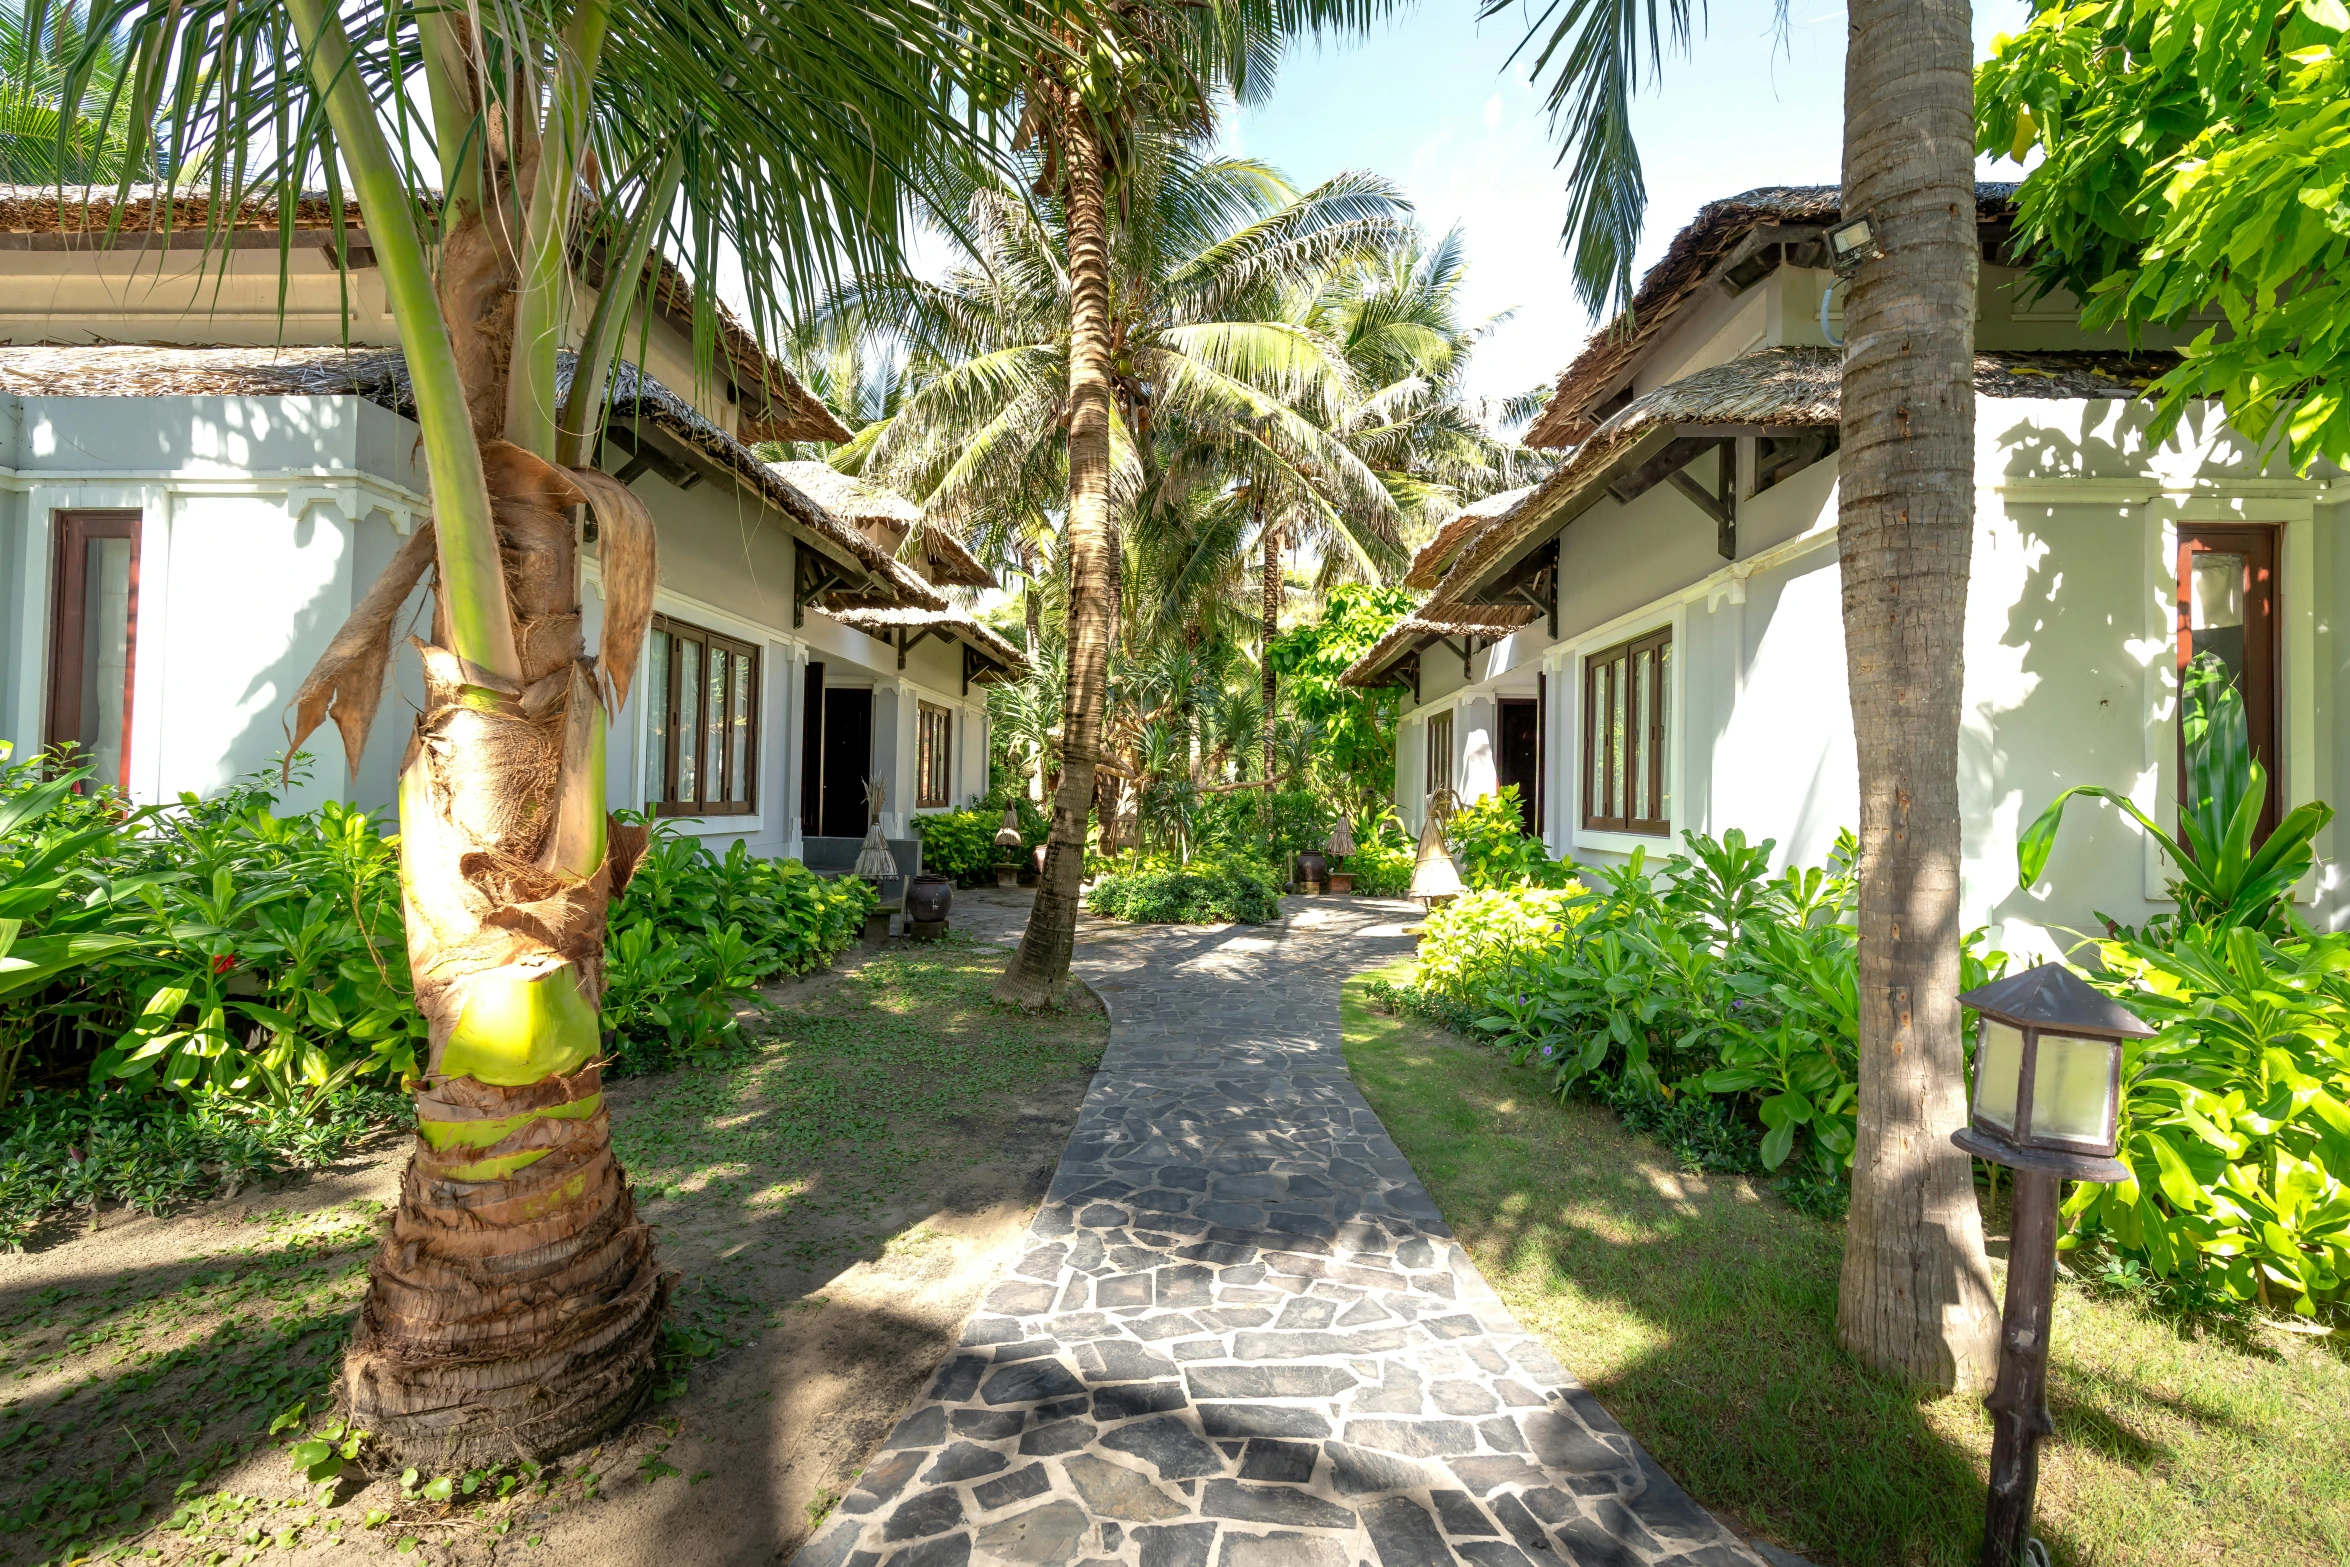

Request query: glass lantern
[{"left": 1956, "top": 963, "right": 2152, "bottom": 1175}]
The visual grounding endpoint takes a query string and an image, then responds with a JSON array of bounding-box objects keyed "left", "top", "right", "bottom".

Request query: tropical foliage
[
  {"left": 0, "top": 757, "right": 871, "bottom": 1242},
  {"left": 1087, "top": 855, "right": 1283, "bottom": 925},
  {"left": 1979, "top": 0, "right": 2350, "bottom": 469}
]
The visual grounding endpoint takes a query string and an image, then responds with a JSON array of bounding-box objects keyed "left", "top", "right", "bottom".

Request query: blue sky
[{"left": 1221, "top": 1, "right": 2035, "bottom": 407}]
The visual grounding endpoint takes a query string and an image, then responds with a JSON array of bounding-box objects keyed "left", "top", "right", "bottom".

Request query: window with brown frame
[
  {"left": 917, "top": 701, "right": 953, "bottom": 808},
  {"left": 643, "top": 614, "right": 759, "bottom": 817},
  {"left": 2176, "top": 524, "right": 2279, "bottom": 839},
  {"left": 1582, "top": 627, "right": 1671, "bottom": 835},
  {"left": 45, "top": 511, "right": 141, "bottom": 793},
  {"left": 1425, "top": 710, "right": 1453, "bottom": 801}
]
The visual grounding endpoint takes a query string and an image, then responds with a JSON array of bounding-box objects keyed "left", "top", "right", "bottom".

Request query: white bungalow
[
  {"left": 1342, "top": 184, "right": 2350, "bottom": 953},
  {"left": 0, "top": 190, "right": 1023, "bottom": 867}
]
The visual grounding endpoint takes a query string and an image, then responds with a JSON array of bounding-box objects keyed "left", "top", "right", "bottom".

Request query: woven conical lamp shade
[{"left": 1407, "top": 813, "right": 1463, "bottom": 902}]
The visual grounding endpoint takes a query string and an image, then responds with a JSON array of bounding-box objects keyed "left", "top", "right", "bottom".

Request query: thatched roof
[
  {"left": 1403, "top": 487, "right": 1531, "bottom": 591},
  {"left": 1431, "top": 343, "right": 2182, "bottom": 610},
  {"left": 0, "top": 185, "right": 849, "bottom": 446},
  {"left": 819, "top": 603, "right": 1028, "bottom": 680},
  {"left": 0, "top": 343, "right": 940, "bottom": 608},
  {"left": 770, "top": 461, "right": 996, "bottom": 590},
  {"left": 1522, "top": 183, "right": 2022, "bottom": 449},
  {"left": 1337, "top": 604, "right": 1538, "bottom": 690}
]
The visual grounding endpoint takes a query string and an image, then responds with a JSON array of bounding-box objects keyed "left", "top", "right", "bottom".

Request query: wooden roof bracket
[
  {"left": 1398, "top": 650, "right": 1420, "bottom": 705},
  {"left": 600, "top": 422, "right": 703, "bottom": 491},
  {"left": 963, "top": 642, "right": 988, "bottom": 695},
  {"left": 892, "top": 624, "right": 947, "bottom": 669},
  {"left": 793, "top": 548, "right": 851, "bottom": 628},
  {"left": 1661, "top": 437, "right": 1739, "bottom": 559}
]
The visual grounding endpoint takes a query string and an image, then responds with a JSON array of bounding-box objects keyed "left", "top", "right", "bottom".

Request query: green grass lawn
[
  {"left": 0, "top": 941, "right": 1106, "bottom": 1567},
  {"left": 1342, "top": 959, "right": 2350, "bottom": 1567}
]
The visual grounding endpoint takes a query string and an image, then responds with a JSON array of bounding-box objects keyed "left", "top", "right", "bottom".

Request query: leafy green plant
[
  {"left": 1412, "top": 827, "right": 2000, "bottom": 1211},
  {"left": 2063, "top": 922, "right": 2350, "bottom": 1318},
  {"left": 599, "top": 826, "right": 874, "bottom": 1073},
  {"left": 1344, "top": 814, "right": 1415, "bottom": 897},
  {"left": 1086, "top": 855, "right": 1282, "bottom": 924},
  {"left": 1447, "top": 787, "right": 1572, "bottom": 890},
  {"left": 1414, "top": 886, "right": 1585, "bottom": 998},
  {"left": 2018, "top": 656, "right": 2331, "bottom": 935},
  {"left": 912, "top": 804, "right": 1039, "bottom": 886}
]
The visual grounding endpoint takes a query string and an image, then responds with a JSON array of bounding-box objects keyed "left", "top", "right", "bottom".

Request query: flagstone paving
[{"left": 796, "top": 899, "right": 1767, "bottom": 1567}]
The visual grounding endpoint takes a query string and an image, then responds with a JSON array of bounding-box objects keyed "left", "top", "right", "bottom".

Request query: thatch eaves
[
  {"left": 1436, "top": 343, "right": 2180, "bottom": 610},
  {"left": 0, "top": 185, "right": 850, "bottom": 446},
  {"left": 1336, "top": 603, "right": 1538, "bottom": 691},
  {"left": 0, "top": 342, "right": 940, "bottom": 608},
  {"left": 771, "top": 461, "right": 996, "bottom": 591},
  {"left": 1403, "top": 487, "right": 1532, "bottom": 592},
  {"left": 1522, "top": 182, "right": 2022, "bottom": 450},
  {"left": 819, "top": 602, "right": 1029, "bottom": 683}
]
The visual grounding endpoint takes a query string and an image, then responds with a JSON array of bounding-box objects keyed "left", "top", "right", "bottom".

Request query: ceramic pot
[
  {"left": 907, "top": 873, "right": 954, "bottom": 925},
  {"left": 1295, "top": 850, "right": 1327, "bottom": 892}
]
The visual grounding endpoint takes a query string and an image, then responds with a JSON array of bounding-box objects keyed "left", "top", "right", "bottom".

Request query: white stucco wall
[
  {"left": 0, "top": 390, "right": 983, "bottom": 872},
  {"left": 1446, "top": 395, "right": 2350, "bottom": 962}
]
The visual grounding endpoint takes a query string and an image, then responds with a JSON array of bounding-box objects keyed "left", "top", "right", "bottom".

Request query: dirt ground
[{"left": 0, "top": 926, "right": 1104, "bottom": 1567}]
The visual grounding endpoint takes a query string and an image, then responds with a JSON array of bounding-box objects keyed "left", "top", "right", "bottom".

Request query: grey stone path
[{"left": 799, "top": 899, "right": 1767, "bottom": 1567}]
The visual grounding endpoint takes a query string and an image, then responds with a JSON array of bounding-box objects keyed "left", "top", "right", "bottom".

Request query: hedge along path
[{"left": 800, "top": 899, "right": 1769, "bottom": 1567}]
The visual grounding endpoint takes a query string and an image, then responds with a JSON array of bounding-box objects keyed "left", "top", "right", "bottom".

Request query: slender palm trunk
[
  {"left": 999, "top": 105, "right": 1116, "bottom": 1006},
  {"left": 1260, "top": 517, "right": 1278, "bottom": 806},
  {"left": 1833, "top": 0, "right": 2000, "bottom": 1391}
]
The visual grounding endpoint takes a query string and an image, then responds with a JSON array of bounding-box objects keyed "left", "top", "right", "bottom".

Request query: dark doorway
[
  {"left": 1497, "top": 697, "right": 1539, "bottom": 835},
  {"left": 800, "top": 661, "right": 825, "bottom": 837},
  {"left": 2176, "top": 524, "right": 2279, "bottom": 840},
  {"left": 818, "top": 686, "right": 874, "bottom": 838}
]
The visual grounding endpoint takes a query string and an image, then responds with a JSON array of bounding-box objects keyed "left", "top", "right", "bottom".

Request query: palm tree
[
  {"left": 1499, "top": 0, "right": 2000, "bottom": 1386},
  {"left": 83, "top": 0, "right": 1037, "bottom": 1461},
  {"left": 919, "top": 0, "right": 1418, "bottom": 1005},
  {"left": 0, "top": 0, "right": 135, "bottom": 182},
  {"left": 839, "top": 133, "right": 1410, "bottom": 980}
]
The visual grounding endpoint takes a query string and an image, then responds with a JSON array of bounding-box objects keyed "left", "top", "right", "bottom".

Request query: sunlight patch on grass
[{"left": 1342, "top": 959, "right": 2350, "bottom": 1567}]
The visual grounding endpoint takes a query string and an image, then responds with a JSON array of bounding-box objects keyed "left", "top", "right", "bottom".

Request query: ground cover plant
[
  {"left": 0, "top": 938, "right": 1108, "bottom": 1566},
  {"left": 1085, "top": 853, "right": 1283, "bottom": 924},
  {"left": 1343, "top": 961, "right": 2350, "bottom": 1566}
]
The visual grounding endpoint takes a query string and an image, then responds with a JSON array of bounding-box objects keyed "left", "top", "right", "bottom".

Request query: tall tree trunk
[
  {"left": 286, "top": 0, "right": 668, "bottom": 1462},
  {"left": 998, "top": 105, "right": 1116, "bottom": 1007},
  {"left": 1833, "top": 0, "right": 2001, "bottom": 1391},
  {"left": 1260, "top": 516, "right": 1279, "bottom": 805}
]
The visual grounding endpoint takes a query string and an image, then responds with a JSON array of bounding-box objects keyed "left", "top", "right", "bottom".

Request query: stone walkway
[{"left": 797, "top": 899, "right": 1767, "bottom": 1567}]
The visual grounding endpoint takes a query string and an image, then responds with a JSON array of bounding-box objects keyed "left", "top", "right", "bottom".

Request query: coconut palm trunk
[
  {"left": 999, "top": 102, "right": 1118, "bottom": 1006},
  {"left": 1831, "top": 0, "right": 2001, "bottom": 1390},
  {"left": 1260, "top": 516, "right": 1279, "bottom": 798}
]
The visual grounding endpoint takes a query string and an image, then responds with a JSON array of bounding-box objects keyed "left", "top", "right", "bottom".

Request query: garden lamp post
[
  {"left": 1953, "top": 963, "right": 2152, "bottom": 1567},
  {"left": 995, "top": 806, "right": 1024, "bottom": 889}
]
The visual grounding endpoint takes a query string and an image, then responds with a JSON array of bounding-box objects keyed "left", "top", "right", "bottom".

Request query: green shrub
[
  {"left": 1415, "top": 887, "right": 1586, "bottom": 999},
  {"left": 1086, "top": 855, "right": 1282, "bottom": 925},
  {"left": 1402, "top": 828, "right": 1984, "bottom": 1212},
  {"left": 0, "top": 759, "right": 873, "bottom": 1238},
  {"left": 2060, "top": 923, "right": 2350, "bottom": 1318},
  {"left": 912, "top": 803, "right": 1044, "bottom": 887},
  {"left": 601, "top": 827, "right": 874, "bottom": 1073},
  {"left": 1448, "top": 786, "right": 1574, "bottom": 890},
  {"left": 1343, "top": 817, "right": 1415, "bottom": 897}
]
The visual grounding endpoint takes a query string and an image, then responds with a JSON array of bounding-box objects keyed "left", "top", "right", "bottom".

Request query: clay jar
[{"left": 907, "top": 873, "right": 954, "bottom": 925}]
